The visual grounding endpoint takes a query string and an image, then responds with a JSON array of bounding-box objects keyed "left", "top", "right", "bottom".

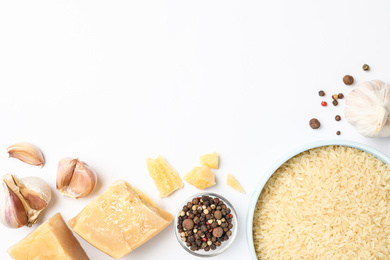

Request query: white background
[{"left": 1, "top": 1, "right": 390, "bottom": 259}]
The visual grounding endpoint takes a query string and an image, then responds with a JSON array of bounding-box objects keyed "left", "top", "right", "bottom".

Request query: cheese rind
[
  {"left": 184, "top": 166, "right": 216, "bottom": 190},
  {"left": 146, "top": 156, "right": 183, "bottom": 197},
  {"left": 200, "top": 152, "right": 219, "bottom": 169},
  {"left": 227, "top": 173, "right": 245, "bottom": 193},
  {"left": 8, "top": 213, "right": 89, "bottom": 260},
  {"left": 69, "top": 180, "right": 174, "bottom": 259}
]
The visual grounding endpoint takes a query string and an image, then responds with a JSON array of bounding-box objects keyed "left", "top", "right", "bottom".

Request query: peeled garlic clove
[
  {"left": 7, "top": 142, "right": 45, "bottom": 167},
  {"left": 0, "top": 174, "right": 51, "bottom": 228},
  {"left": 56, "top": 158, "right": 97, "bottom": 199}
]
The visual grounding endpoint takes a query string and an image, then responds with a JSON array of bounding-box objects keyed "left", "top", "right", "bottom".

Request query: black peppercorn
[
  {"left": 309, "top": 118, "right": 321, "bottom": 129},
  {"left": 336, "top": 131, "right": 341, "bottom": 135},
  {"left": 343, "top": 75, "right": 354, "bottom": 85},
  {"left": 214, "top": 210, "right": 222, "bottom": 220},
  {"left": 193, "top": 216, "right": 200, "bottom": 224},
  {"left": 213, "top": 227, "right": 223, "bottom": 238},
  {"left": 183, "top": 219, "right": 194, "bottom": 230},
  {"left": 332, "top": 100, "right": 338, "bottom": 106},
  {"left": 338, "top": 93, "right": 344, "bottom": 99},
  {"left": 362, "top": 64, "right": 370, "bottom": 71},
  {"left": 318, "top": 90, "right": 325, "bottom": 96},
  {"left": 335, "top": 115, "right": 341, "bottom": 121}
]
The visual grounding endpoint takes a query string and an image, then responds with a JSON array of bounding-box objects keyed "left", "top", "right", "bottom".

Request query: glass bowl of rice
[{"left": 247, "top": 140, "right": 390, "bottom": 259}]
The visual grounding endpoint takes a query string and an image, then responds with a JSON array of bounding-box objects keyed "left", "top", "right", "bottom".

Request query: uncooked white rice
[{"left": 253, "top": 146, "right": 390, "bottom": 259}]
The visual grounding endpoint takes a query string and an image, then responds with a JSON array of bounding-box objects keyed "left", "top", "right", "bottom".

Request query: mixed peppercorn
[
  {"left": 309, "top": 64, "right": 370, "bottom": 134},
  {"left": 177, "top": 195, "right": 233, "bottom": 252}
]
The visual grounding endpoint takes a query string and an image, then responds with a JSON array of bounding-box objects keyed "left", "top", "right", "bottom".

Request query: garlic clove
[
  {"left": 0, "top": 181, "right": 28, "bottom": 229},
  {"left": 56, "top": 158, "right": 78, "bottom": 193},
  {"left": 7, "top": 143, "right": 45, "bottom": 167},
  {"left": 0, "top": 174, "right": 51, "bottom": 228},
  {"left": 56, "top": 158, "right": 97, "bottom": 199}
]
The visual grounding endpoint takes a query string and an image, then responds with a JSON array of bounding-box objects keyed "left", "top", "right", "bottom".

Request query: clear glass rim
[{"left": 174, "top": 192, "right": 238, "bottom": 258}]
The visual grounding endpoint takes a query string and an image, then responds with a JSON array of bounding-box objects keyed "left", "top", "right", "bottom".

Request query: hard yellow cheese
[
  {"left": 146, "top": 156, "right": 183, "bottom": 197},
  {"left": 184, "top": 166, "right": 216, "bottom": 190},
  {"left": 8, "top": 213, "right": 89, "bottom": 260},
  {"left": 200, "top": 152, "right": 219, "bottom": 169},
  {"left": 69, "top": 180, "right": 174, "bottom": 259},
  {"left": 227, "top": 173, "right": 245, "bottom": 193}
]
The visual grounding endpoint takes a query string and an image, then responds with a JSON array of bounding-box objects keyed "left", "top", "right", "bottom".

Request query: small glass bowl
[{"left": 174, "top": 192, "right": 238, "bottom": 257}]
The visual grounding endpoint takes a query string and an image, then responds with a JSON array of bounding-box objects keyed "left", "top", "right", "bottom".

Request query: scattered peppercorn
[
  {"left": 335, "top": 115, "right": 341, "bottom": 121},
  {"left": 332, "top": 94, "right": 338, "bottom": 100},
  {"left": 321, "top": 101, "right": 327, "bottom": 107},
  {"left": 336, "top": 131, "right": 341, "bottom": 135},
  {"left": 332, "top": 100, "right": 338, "bottom": 106},
  {"left": 343, "top": 75, "right": 354, "bottom": 85},
  {"left": 318, "top": 90, "right": 325, "bottom": 96},
  {"left": 177, "top": 195, "right": 234, "bottom": 252},
  {"left": 362, "top": 64, "right": 370, "bottom": 71},
  {"left": 338, "top": 93, "right": 344, "bottom": 99},
  {"left": 309, "top": 118, "right": 320, "bottom": 129}
]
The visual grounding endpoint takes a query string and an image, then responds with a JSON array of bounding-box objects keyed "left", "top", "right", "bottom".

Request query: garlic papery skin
[
  {"left": 56, "top": 158, "right": 97, "bottom": 199},
  {"left": 0, "top": 174, "right": 51, "bottom": 228},
  {"left": 7, "top": 142, "right": 45, "bottom": 167},
  {"left": 345, "top": 80, "right": 390, "bottom": 138}
]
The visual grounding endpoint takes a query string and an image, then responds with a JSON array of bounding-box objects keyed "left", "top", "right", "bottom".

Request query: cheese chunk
[
  {"left": 69, "top": 180, "right": 174, "bottom": 259},
  {"left": 8, "top": 213, "right": 89, "bottom": 260},
  {"left": 227, "top": 173, "right": 245, "bottom": 193},
  {"left": 184, "top": 166, "right": 216, "bottom": 190},
  {"left": 200, "top": 152, "right": 219, "bottom": 169},
  {"left": 146, "top": 156, "right": 183, "bottom": 197}
]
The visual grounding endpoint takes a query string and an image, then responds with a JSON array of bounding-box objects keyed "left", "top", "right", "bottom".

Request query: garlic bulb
[
  {"left": 0, "top": 174, "right": 51, "bottom": 228},
  {"left": 56, "top": 158, "right": 97, "bottom": 199},
  {"left": 345, "top": 80, "right": 390, "bottom": 137}
]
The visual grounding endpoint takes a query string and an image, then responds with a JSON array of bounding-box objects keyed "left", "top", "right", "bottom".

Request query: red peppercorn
[
  {"left": 321, "top": 101, "right": 327, "bottom": 106},
  {"left": 197, "top": 197, "right": 200, "bottom": 200},
  {"left": 202, "top": 237, "right": 207, "bottom": 242},
  {"left": 206, "top": 222, "right": 209, "bottom": 225},
  {"left": 229, "top": 214, "right": 233, "bottom": 218},
  {"left": 209, "top": 229, "right": 213, "bottom": 233}
]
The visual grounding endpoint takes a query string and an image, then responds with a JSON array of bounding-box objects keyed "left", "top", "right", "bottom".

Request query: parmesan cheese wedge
[
  {"left": 69, "top": 180, "right": 173, "bottom": 259},
  {"left": 8, "top": 213, "right": 89, "bottom": 260}
]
